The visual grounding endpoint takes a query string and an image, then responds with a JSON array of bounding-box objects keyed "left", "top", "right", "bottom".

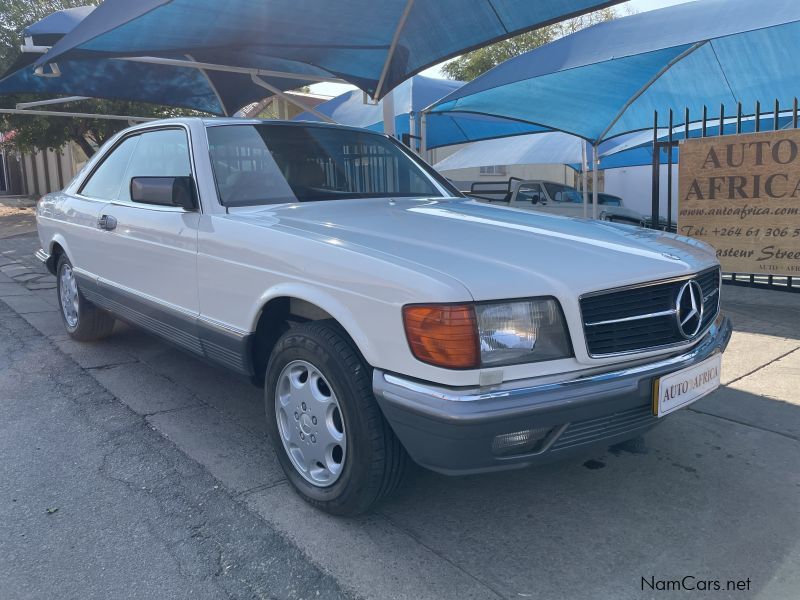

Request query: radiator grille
[{"left": 580, "top": 267, "right": 720, "bottom": 356}]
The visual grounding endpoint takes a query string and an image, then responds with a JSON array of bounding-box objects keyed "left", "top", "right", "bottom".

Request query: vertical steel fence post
[{"left": 651, "top": 111, "right": 660, "bottom": 228}]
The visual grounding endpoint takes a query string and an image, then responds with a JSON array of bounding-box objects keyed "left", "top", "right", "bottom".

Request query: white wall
[{"left": 603, "top": 164, "right": 679, "bottom": 221}]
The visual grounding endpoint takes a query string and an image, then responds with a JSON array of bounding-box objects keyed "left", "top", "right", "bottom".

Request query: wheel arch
[
  {"left": 44, "top": 235, "right": 71, "bottom": 275},
  {"left": 249, "top": 284, "right": 377, "bottom": 384}
]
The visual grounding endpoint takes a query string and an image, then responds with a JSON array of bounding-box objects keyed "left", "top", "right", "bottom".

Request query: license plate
[{"left": 652, "top": 354, "right": 722, "bottom": 417}]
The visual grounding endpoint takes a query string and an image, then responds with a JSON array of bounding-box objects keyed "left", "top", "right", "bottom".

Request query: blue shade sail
[
  {"left": 24, "top": 6, "right": 95, "bottom": 46},
  {"left": 0, "top": 7, "right": 292, "bottom": 115},
  {"left": 433, "top": 113, "right": 800, "bottom": 174},
  {"left": 294, "top": 75, "right": 550, "bottom": 146},
  {"left": 34, "top": 0, "right": 627, "bottom": 99},
  {"left": 294, "top": 75, "right": 463, "bottom": 136},
  {"left": 426, "top": 112, "right": 552, "bottom": 149},
  {"left": 430, "top": 0, "right": 800, "bottom": 144},
  {"left": 1, "top": 7, "right": 97, "bottom": 76},
  {"left": 0, "top": 56, "right": 276, "bottom": 115}
]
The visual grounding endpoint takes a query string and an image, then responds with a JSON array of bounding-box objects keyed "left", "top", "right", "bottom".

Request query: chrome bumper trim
[{"left": 379, "top": 314, "right": 732, "bottom": 403}]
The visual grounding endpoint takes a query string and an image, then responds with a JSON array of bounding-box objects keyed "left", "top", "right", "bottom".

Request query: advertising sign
[{"left": 678, "top": 130, "right": 800, "bottom": 275}]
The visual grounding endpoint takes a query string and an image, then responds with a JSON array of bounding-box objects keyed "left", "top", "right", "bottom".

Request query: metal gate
[{"left": 651, "top": 100, "right": 800, "bottom": 293}]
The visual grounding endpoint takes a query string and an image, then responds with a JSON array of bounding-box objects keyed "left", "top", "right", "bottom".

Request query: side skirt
[{"left": 75, "top": 272, "right": 254, "bottom": 376}]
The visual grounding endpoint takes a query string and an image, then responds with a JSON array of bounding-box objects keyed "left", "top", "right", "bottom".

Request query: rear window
[
  {"left": 598, "top": 194, "right": 622, "bottom": 206},
  {"left": 206, "top": 124, "right": 447, "bottom": 206}
]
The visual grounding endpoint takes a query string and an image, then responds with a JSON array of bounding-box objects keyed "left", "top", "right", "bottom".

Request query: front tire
[
  {"left": 265, "top": 321, "right": 407, "bottom": 515},
  {"left": 56, "top": 254, "right": 115, "bottom": 341}
]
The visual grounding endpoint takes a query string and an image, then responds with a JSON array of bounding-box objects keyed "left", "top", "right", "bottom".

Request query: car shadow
[
  {"left": 378, "top": 384, "right": 799, "bottom": 598},
  {"left": 99, "top": 317, "right": 799, "bottom": 600}
]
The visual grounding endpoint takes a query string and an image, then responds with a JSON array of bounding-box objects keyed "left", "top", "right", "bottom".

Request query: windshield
[
  {"left": 207, "top": 123, "right": 450, "bottom": 206},
  {"left": 543, "top": 183, "right": 582, "bottom": 203}
]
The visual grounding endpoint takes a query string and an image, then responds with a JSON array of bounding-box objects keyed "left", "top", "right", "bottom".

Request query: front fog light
[
  {"left": 476, "top": 298, "right": 572, "bottom": 367},
  {"left": 492, "top": 427, "right": 554, "bottom": 456}
]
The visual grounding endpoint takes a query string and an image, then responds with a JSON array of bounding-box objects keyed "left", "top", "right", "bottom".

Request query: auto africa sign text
[{"left": 678, "top": 129, "right": 800, "bottom": 276}]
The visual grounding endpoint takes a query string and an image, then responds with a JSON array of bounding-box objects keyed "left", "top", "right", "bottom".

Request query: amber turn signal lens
[{"left": 402, "top": 304, "right": 480, "bottom": 369}]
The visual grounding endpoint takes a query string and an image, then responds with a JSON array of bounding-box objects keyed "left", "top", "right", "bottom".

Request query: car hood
[
  {"left": 228, "top": 198, "right": 717, "bottom": 301},
  {"left": 605, "top": 205, "right": 644, "bottom": 220}
]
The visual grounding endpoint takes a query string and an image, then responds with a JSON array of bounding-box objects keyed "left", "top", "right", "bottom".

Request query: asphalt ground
[{"left": 1, "top": 212, "right": 798, "bottom": 599}]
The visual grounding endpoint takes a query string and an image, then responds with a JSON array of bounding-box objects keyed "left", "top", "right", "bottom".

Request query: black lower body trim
[{"left": 75, "top": 273, "right": 253, "bottom": 376}]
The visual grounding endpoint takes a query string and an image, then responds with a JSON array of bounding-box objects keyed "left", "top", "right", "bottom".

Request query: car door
[
  {"left": 91, "top": 127, "right": 201, "bottom": 336},
  {"left": 65, "top": 135, "right": 140, "bottom": 281}
]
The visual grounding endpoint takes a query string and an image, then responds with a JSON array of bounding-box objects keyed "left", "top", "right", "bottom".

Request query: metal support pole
[
  {"left": 250, "top": 74, "right": 336, "bottom": 123},
  {"left": 119, "top": 55, "right": 346, "bottom": 84},
  {"left": 420, "top": 111, "right": 428, "bottom": 161},
  {"left": 0, "top": 107, "right": 155, "bottom": 122},
  {"left": 667, "top": 109, "right": 673, "bottom": 231},
  {"left": 15, "top": 96, "right": 88, "bottom": 109},
  {"left": 592, "top": 144, "right": 599, "bottom": 220},
  {"left": 408, "top": 112, "right": 417, "bottom": 153},
  {"left": 373, "top": 0, "right": 415, "bottom": 100},
  {"left": 581, "top": 141, "right": 589, "bottom": 219},
  {"left": 382, "top": 89, "right": 396, "bottom": 137},
  {"left": 651, "top": 111, "right": 660, "bottom": 228}
]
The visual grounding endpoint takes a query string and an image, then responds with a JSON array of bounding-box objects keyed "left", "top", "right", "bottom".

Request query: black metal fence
[{"left": 651, "top": 100, "right": 799, "bottom": 293}]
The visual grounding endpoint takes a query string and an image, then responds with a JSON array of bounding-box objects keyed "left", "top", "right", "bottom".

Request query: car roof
[
  {"left": 119, "top": 116, "right": 388, "bottom": 137},
  {"left": 200, "top": 117, "right": 382, "bottom": 135}
]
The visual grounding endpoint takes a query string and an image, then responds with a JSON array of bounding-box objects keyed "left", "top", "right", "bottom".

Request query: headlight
[
  {"left": 475, "top": 298, "right": 572, "bottom": 367},
  {"left": 403, "top": 298, "right": 571, "bottom": 369}
]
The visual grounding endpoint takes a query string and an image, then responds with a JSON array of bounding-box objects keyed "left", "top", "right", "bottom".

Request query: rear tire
[
  {"left": 56, "top": 254, "right": 115, "bottom": 342},
  {"left": 265, "top": 321, "right": 408, "bottom": 515}
]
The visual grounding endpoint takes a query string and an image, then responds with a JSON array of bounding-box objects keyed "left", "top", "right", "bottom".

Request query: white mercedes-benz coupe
[{"left": 36, "top": 118, "right": 731, "bottom": 514}]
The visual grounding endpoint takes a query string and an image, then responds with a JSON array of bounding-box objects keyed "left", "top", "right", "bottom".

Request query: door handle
[{"left": 98, "top": 214, "right": 117, "bottom": 231}]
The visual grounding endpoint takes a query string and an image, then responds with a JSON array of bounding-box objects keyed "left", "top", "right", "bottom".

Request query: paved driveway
[{"left": 1, "top": 219, "right": 798, "bottom": 599}]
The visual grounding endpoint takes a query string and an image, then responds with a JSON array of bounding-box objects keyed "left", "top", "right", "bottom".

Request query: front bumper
[{"left": 373, "top": 313, "right": 732, "bottom": 475}]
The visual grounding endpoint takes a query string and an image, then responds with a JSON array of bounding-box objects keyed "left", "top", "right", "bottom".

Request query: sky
[{"left": 309, "top": 0, "right": 692, "bottom": 97}]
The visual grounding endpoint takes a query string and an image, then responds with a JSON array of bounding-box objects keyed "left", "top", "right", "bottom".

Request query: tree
[
  {"left": 1, "top": 99, "right": 190, "bottom": 158},
  {"left": 0, "top": 0, "right": 195, "bottom": 157},
  {"left": 442, "top": 8, "right": 618, "bottom": 82}
]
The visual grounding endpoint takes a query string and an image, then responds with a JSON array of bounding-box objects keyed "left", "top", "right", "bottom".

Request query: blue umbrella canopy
[
  {"left": 426, "top": 112, "right": 551, "bottom": 149},
  {"left": 294, "top": 75, "right": 463, "bottom": 135},
  {"left": 24, "top": 6, "right": 95, "bottom": 47},
  {"left": 2, "top": 7, "right": 96, "bottom": 74},
  {"left": 33, "top": 0, "right": 627, "bottom": 99},
  {"left": 0, "top": 7, "right": 285, "bottom": 115},
  {"left": 430, "top": 0, "right": 800, "bottom": 144},
  {"left": 293, "top": 75, "right": 551, "bottom": 146},
  {"left": 0, "top": 57, "right": 272, "bottom": 115},
  {"left": 434, "top": 112, "right": 799, "bottom": 173}
]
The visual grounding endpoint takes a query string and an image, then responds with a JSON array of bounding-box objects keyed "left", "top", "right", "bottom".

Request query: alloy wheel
[
  {"left": 59, "top": 263, "right": 79, "bottom": 328},
  {"left": 274, "top": 360, "right": 347, "bottom": 487}
]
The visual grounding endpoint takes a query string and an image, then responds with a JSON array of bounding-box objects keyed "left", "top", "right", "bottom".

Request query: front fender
[{"left": 251, "top": 282, "right": 380, "bottom": 367}]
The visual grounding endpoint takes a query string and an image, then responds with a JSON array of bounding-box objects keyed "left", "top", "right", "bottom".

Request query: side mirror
[{"left": 130, "top": 176, "right": 197, "bottom": 210}]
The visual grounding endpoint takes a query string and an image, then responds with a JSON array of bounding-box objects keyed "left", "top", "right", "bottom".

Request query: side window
[
  {"left": 79, "top": 136, "right": 139, "bottom": 200},
  {"left": 119, "top": 129, "right": 191, "bottom": 202}
]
